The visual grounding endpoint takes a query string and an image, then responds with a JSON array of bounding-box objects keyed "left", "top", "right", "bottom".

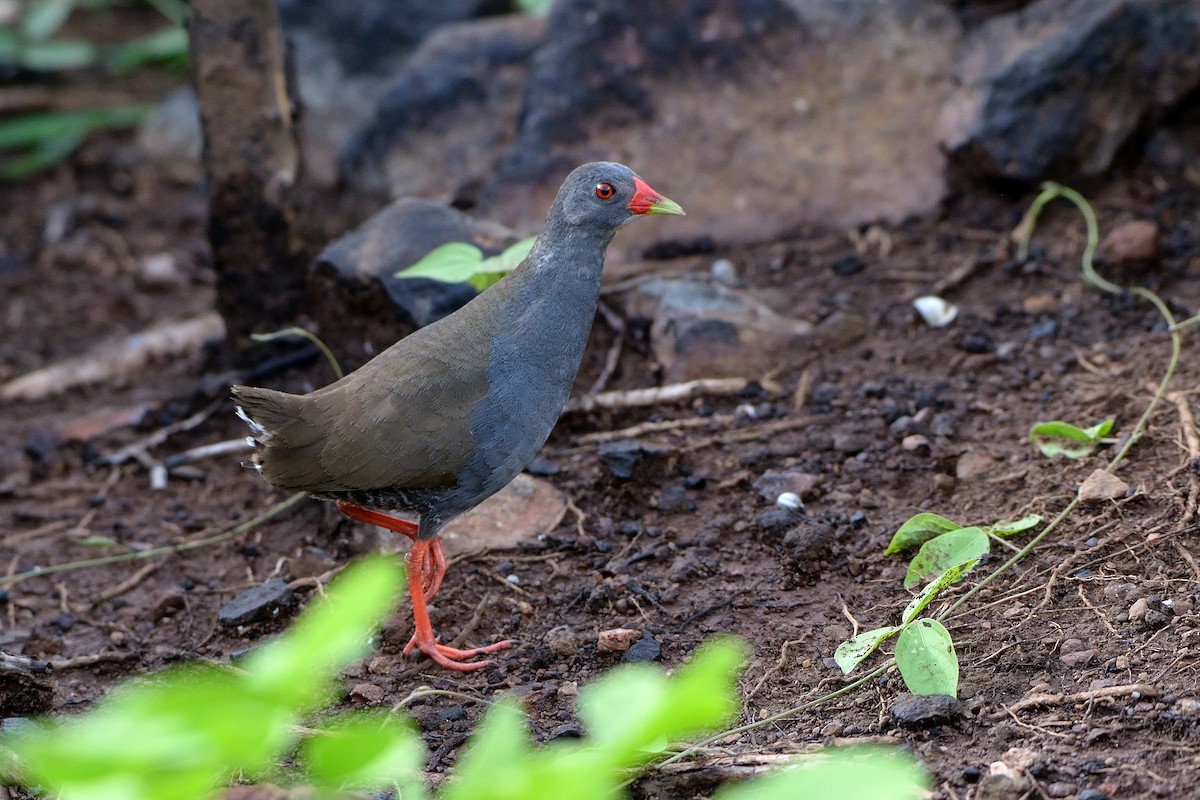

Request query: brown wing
[{"left": 233, "top": 333, "right": 489, "bottom": 494}]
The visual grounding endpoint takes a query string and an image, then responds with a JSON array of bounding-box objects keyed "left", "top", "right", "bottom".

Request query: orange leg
[
  {"left": 336, "top": 501, "right": 439, "bottom": 598},
  {"left": 402, "top": 537, "right": 512, "bottom": 672}
]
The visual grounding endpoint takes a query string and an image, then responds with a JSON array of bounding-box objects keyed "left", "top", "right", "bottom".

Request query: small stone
[
  {"left": 1078, "top": 469, "right": 1129, "bottom": 502},
  {"left": 889, "top": 692, "right": 962, "bottom": 728},
  {"left": 830, "top": 253, "right": 865, "bottom": 276},
  {"left": 545, "top": 625, "right": 578, "bottom": 656},
  {"left": 623, "top": 636, "right": 661, "bottom": 662},
  {"left": 776, "top": 491, "right": 803, "bottom": 510},
  {"left": 1045, "top": 782, "right": 1076, "bottom": 798},
  {"left": 753, "top": 469, "right": 820, "bottom": 501},
  {"left": 656, "top": 485, "right": 690, "bottom": 512},
  {"left": 138, "top": 252, "right": 187, "bottom": 290},
  {"left": 901, "top": 434, "right": 930, "bottom": 451},
  {"left": 957, "top": 332, "right": 993, "bottom": 354},
  {"left": 832, "top": 432, "right": 872, "bottom": 454},
  {"left": 1027, "top": 319, "right": 1059, "bottom": 340},
  {"left": 349, "top": 682, "right": 385, "bottom": 705},
  {"left": 1022, "top": 294, "right": 1059, "bottom": 315},
  {"left": 596, "top": 628, "right": 640, "bottom": 653},
  {"left": 1098, "top": 220, "right": 1159, "bottom": 264},
  {"left": 217, "top": 579, "right": 293, "bottom": 626},
  {"left": 1128, "top": 597, "right": 1149, "bottom": 622},
  {"left": 557, "top": 681, "right": 579, "bottom": 698},
  {"left": 710, "top": 258, "right": 739, "bottom": 285},
  {"left": 1060, "top": 648, "right": 1098, "bottom": 667},
  {"left": 1077, "top": 790, "right": 1110, "bottom": 800},
  {"left": 956, "top": 450, "right": 997, "bottom": 481},
  {"left": 912, "top": 295, "right": 958, "bottom": 327},
  {"left": 754, "top": 506, "right": 804, "bottom": 537},
  {"left": 597, "top": 440, "right": 664, "bottom": 480},
  {"left": 1175, "top": 698, "right": 1200, "bottom": 717},
  {"left": 933, "top": 473, "right": 956, "bottom": 493}
]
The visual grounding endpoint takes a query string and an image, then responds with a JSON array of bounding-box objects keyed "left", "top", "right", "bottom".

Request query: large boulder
[
  {"left": 941, "top": 0, "right": 1200, "bottom": 181},
  {"left": 340, "top": 0, "right": 962, "bottom": 271}
]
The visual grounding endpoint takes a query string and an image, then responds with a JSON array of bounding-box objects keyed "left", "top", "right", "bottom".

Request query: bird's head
[{"left": 553, "top": 161, "right": 684, "bottom": 231}]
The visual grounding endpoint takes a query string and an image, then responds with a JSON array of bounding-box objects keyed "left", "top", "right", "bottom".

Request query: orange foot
[{"left": 404, "top": 538, "right": 512, "bottom": 671}]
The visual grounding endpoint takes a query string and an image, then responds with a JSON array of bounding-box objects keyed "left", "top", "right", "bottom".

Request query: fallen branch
[
  {"left": 998, "top": 683, "right": 1160, "bottom": 716},
  {"left": 1, "top": 314, "right": 225, "bottom": 402},
  {"left": 565, "top": 377, "right": 775, "bottom": 414}
]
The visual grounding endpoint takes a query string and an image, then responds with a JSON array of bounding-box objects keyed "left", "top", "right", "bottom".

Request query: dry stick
[
  {"left": 997, "top": 683, "right": 1160, "bottom": 716},
  {"left": 101, "top": 396, "right": 227, "bottom": 467},
  {"left": 565, "top": 378, "right": 769, "bottom": 414},
  {"left": 588, "top": 300, "right": 626, "bottom": 396},
  {"left": 573, "top": 415, "right": 730, "bottom": 446},
  {"left": 92, "top": 561, "right": 161, "bottom": 605},
  {"left": 0, "top": 492, "right": 307, "bottom": 587}
]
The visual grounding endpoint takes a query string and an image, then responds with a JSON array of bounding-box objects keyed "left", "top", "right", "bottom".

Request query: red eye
[{"left": 595, "top": 182, "right": 615, "bottom": 200}]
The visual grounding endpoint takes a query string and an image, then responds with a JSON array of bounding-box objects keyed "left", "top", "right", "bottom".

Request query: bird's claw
[{"left": 403, "top": 635, "right": 512, "bottom": 671}]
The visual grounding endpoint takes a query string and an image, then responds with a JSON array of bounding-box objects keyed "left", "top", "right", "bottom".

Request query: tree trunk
[{"left": 188, "top": 0, "right": 305, "bottom": 351}]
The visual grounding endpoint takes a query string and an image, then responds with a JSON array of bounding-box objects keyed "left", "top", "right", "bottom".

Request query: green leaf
[
  {"left": 77, "top": 534, "right": 121, "bottom": 548},
  {"left": 244, "top": 555, "right": 403, "bottom": 707},
  {"left": 902, "top": 559, "right": 979, "bottom": 623},
  {"left": 834, "top": 626, "right": 900, "bottom": 674},
  {"left": 579, "top": 637, "right": 746, "bottom": 766},
  {"left": 20, "top": 39, "right": 98, "bottom": 71},
  {"left": 895, "top": 619, "right": 958, "bottom": 697},
  {"left": 107, "top": 26, "right": 189, "bottom": 74},
  {"left": 394, "top": 237, "right": 536, "bottom": 291},
  {"left": 301, "top": 712, "right": 426, "bottom": 798},
  {"left": 902, "top": 527, "right": 988, "bottom": 590},
  {"left": 2, "top": 556, "right": 406, "bottom": 800},
  {"left": 988, "top": 514, "right": 1042, "bottom": 537},
  {"left": 0, "top": 107, "right": 151, "bottom": 180},
  {"left": 1030, "top": 418, "right": 1114, "bottom": 459},
  {"left": 884, "top": 512, "right": 961, "bottom": 555},
  {"left": 23, "top": 0, "right": 78, "bottom": 41},
  {"left": 715, "top": 746, "right": 928, "bottom": 800}
]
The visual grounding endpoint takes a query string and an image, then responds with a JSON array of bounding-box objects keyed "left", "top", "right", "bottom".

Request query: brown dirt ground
[{"left": 3, "top": 124, "right": 1200, "bottom": 800}]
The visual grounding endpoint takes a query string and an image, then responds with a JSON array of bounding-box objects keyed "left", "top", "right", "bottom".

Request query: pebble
[
  {"left": 545, "top": 625, "right": 579, "bottom": 656},
  {"left": 889, "top": 693, "right": 962, "bottom": 728},
  {"left": 217, "top": 578, "right": 293, "bottom": 626},
  {"left": 596, "top": 439, "right": 664, "bottom": 480},
  {"left": 623, "top": 636, "right": 661, "bottom": 663},
  {"left": 656, "top": 485, "right": 690, "bottom": 512},
  {"left": 138, "top": 252, "right": 187, "bottom": 290},
  {"left": 753, "top": 469, "right": 820, "bottom": 501},
  {"left": 1076, "top": 790, "right": 1110, "bottom": 800},
  {"left": 1022, "top": 294, "right": 1059, "bottom": 315},
  {"left": 912, "top": 295, "right": 958, "bottom": 327},
  {"left": 1078, "top": 469, "right": 1129, "bottom": 502},
  {"left": 596, "top": 628, "right": 640, "bottom": 653},
  {"left": 710, "top": 258, "right": 740, "bottom": 285},
  {"left": 348, "top": 682, "right": 385, "bottom": 705},
  {"left": 830, "top": 253, "right": 865, "bottom": 276},
  {"left": 776, "top": 491, "right": 803, "bottom": 509},
  {"left": 1098, "top": 219, "right": 1159, "bottom": 264},
  {"left": 957, "top": 332, "right": 993, "bottom": 354},
  {"left": 1045, "top": 781, "right": 1076, "bottom": 798},
  {"left": 901, "top": 434, "right": 930, "bottom": 451},
  {"left": 1027, "top": 319, "right": 1059, "bottom": 340},
  {"left": 956, "top": 450, "right": 997, "bottom": 481},
  {"left": 1060, "top": 649, "right": 1098, "bottom": 667}
]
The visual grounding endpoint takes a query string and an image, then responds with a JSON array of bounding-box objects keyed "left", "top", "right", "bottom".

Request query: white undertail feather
[{"left": 235, "top": 405, "right": 267, "bottom": 472}]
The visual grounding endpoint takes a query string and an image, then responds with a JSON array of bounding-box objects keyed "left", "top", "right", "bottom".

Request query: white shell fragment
[
  {"left": 913, "top": 296, "right": 959, "bottom": 328},
  {"left": 776, "top": 492, "right": 803, "bottom": 509}
]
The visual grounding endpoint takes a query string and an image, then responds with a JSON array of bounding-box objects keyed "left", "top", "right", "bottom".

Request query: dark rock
[
  {"left": 829, "top": 253, "right": 865, "bottom": 276},
  {"left": 957, "top": 332, "right": 993, "bottom": 354},
  {"left": 943, "top": 0, "right": 1200, "bottom": 182},
  {"left": 1077, "top": 789, "right": 1110, "bottom": 800},
  {"left": 343, "top": 0, "right": 959, "bottom": 267},
  {"left": 280, "top": 0, "right": 502, "bottom": 76},
  {"left": 656, "top": 485, "right": 691, "bottom": 512},
  {"left": 683, "top": 474, "right": 708, "bottom": 490},
  {"left": 889, "top": 692, "right": 962, "bottom": 728},
  {"left": 597, "top": 439, "right": 665, "bottom": 480},
  {"left": 309, "top": 198, "right": 520, "bottom": 368},
  {"left": 628, "top": 278, "right": 812, "bottom": 382},
  {"left": 339, "top": 15, "right": 547, "bottom": 199},
  {"left": 217, "top": 579, "right": 294, "bottom": 626},
  {"left": 1027, "top": 319, "right": 1059, "bottom": 340},
  {"left": 782, "top": 521, "right": 835, "bottom": 578},
  {"left": 752, "top": 469, "right": 821, "bottom": 502},
  {"left": 754, "top": 506, "right": 805, "bottom": 538},
  {"left": 623, "top": 636, "right": 661, "bottom": 663}
]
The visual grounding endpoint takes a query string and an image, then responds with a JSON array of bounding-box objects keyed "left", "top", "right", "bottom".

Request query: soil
[{"left": 3, "top": 128, "right": 1200, "bottom": 799}]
